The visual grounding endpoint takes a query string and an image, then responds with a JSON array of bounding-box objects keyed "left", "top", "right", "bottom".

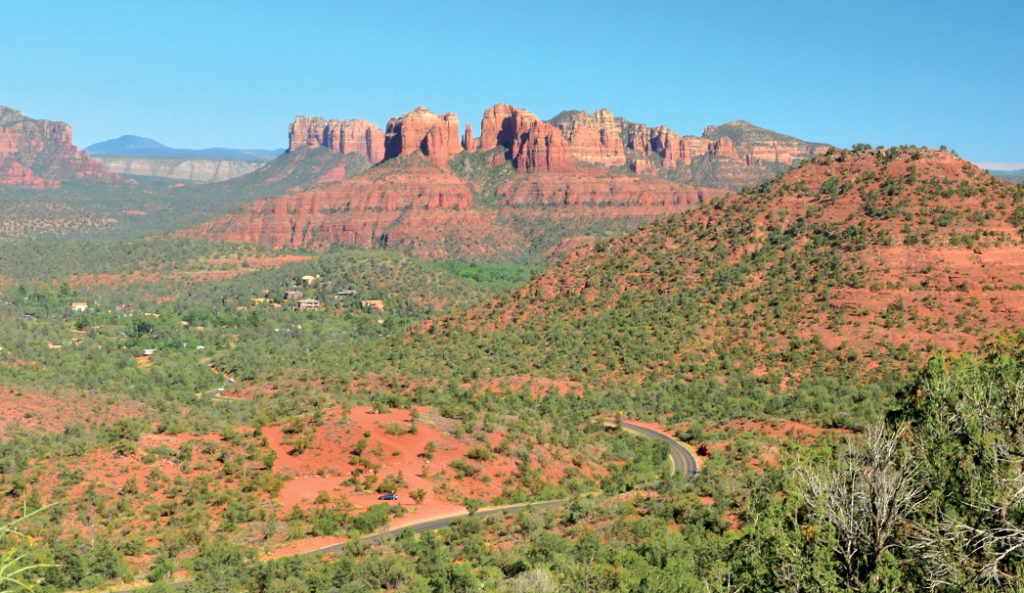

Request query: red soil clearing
[{"left": 262, "top": 406, "right": 591, "bottom": 538}]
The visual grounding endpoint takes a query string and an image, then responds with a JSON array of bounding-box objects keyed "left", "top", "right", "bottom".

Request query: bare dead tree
[{"left": 800, "top": 423, "right": 924, "bottom": 592}]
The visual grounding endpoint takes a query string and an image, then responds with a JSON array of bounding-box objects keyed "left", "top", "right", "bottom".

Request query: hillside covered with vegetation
[{"left": 1, "top": 146, "right": 1023, "bottom": 592}]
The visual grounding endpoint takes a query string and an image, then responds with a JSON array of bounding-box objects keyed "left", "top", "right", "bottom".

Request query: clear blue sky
[{"left": 4, "top": 0, "right": 1022, "bottom": 166}]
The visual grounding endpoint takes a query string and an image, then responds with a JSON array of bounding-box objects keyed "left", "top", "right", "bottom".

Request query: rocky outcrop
[
  {"left": 499, "top": 169, "right": 721, "bottom": 207},
  {"left": 180, "top": 155, "right": 475, "bottom": 255},
  {"left": 384, "top": 107, "right": 462, "bottom": 169},
  {"left": 479, "top": 103, "right": 536, "bottom": 151},
  {"left": 652, "top": 126, "right": 689, "bottom": 169},
  {"left": 288, "top": 116, "right": 385, "bottom": 164},
  {"left": 182, "top": 105, "right": 833, "bottom": 260},
  {"left": 629, "top": 158, "right": 654, "bottom": 175},
  {"left": 511, "top": 120, "right": 575, "bottom": 174},
  {"left": 708, "top": 136, "right": 739, "bottom": 159},
  {"left": 701, "top": 121, "right": 829, "bottom": 166},
  {"left": 477, "top": 104, "right": 575, "bottom": 174},
  {"left": 462, "top": 123, "right": 476, "bottom": 152},
  {"left": 622, "top": 122, "right": 691, "bottom": 170},
  {"left": 0, "top": 106, "right": 109, "bottom": 187},
  {"left": 551, "top": 109, "right": 626, "bottom": 167},
  {"left": 92, "top": 156, "right": 265, "bottom": 183}
]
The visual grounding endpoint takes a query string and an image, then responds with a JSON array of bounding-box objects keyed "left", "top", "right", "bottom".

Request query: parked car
[{"left": 378, "top": 493, "right": 398, "bottom": 501}]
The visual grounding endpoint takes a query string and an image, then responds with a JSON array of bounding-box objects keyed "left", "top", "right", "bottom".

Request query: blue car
[{"left": 378, "top": 493, "right": 398, "bottom": 501}]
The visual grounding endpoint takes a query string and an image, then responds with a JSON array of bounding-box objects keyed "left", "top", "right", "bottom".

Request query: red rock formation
[
  {"left": 623, "top": 122, "right": 691, "bottom": 170},
  {"left": 708, "top": 136, "right": 739, "bottom": 159},
  {"left": 289, "top": 116, "right": 327, "bottom": 151},
  {"left": 424, "top": 113, "right": 462, "bottom": 168},
  {"left": 181, "top": 156, "right": 474, "bottom": 252},
  {"left": 499, "top": 168, "right": 722, "bottom": 207},
  {"left": 651, "top": 126, "right": 690, "bottom": 169},
  {"left": 384, "top": 107, "right": 462, "bottom": 169},
  {"left": 623, "top": 122, "right": 652, "bottom": 155},
  {"left": 181, "top": 106, "right": 835, "bottom": 260},
  {"left": 288, "top": 115, "right": 385, "bottom": 164},
  {"left": 630, "top": 158, "right": 654, "bottom": 175},
  {"left": 552, "top": 109, "right": 626, "bottom": 167},
  {"left": 511, "top": 120, "right": 575, "bottom": 174},
  {"left": 476, "top": 104, "right": 575, "bottom": 174},
  {"left": 479, "top": 103, "right": 538, "bottom": 152},
  {"left": 0, "top": 106, "right": 108, "bottom": 187}
]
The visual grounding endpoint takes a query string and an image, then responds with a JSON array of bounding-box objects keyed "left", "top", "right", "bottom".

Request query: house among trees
[
  {"left": 361, "top": 299, "right": 385, "bottom": 312},
  {"left": 301, "top": 275, "right": 317, "bottom": 286},
  {"left": 284, "top": 289, "right": 304, "bottom": 301},
  {"left": 71, "top": 302, "right": 87, "bottom": 312},
  {"left": 297, "top": 298, "right": 320, "bottom": 311}
]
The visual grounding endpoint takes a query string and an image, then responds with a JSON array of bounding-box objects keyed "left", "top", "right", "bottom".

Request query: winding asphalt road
[
  {"left": 107, "top": 417, "right": 695, "bottom": 592},
  {"left": 620, "top": 420, "right": 700, "bottom": 478}
]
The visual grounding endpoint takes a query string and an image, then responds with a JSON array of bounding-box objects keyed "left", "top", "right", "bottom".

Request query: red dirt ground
[
  {"left": 256, "top": 405, "right": 605, "bottom": 557},
  {"left": 263, "top": 406, "right": 587, "bottom": 515}
]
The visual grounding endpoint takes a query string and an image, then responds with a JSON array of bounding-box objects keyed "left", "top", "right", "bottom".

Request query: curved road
[
  {"left": 620, "top": 420, "right": 699, "bottom": 478},
  {"left": 107, "top": 418, "right": 695, "bottom": 592}
]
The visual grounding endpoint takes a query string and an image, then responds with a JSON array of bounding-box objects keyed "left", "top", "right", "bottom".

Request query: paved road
[
  {"left": 323, "top": 499, "right": 569, "bottom": 549},
  {"left": 110, "top": 500, "right": 569, "bottom": 592},
  {"left": 620, "top": 420, "right": 699, "bottom": 478}
]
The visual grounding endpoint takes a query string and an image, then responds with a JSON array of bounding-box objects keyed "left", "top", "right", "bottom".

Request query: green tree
[{"left": 895, "top": 352, "right": 1024, "bottom": 590}]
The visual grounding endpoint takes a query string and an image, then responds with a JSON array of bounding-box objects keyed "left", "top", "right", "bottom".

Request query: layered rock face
[
  {"left": 479, "top": 103, "right": 536, "bottom": 151},
  {"left": 478, "top": 104, "right": 575, "bottom": 173},
  {"left": 185, "top": 103, "right": 828, "bottom": 260},
  {"left": 552, "top": 109, "right": 626, "bottom": 167},
  {"left": 499, "top": 169, "right": 721, "bottom": 207},
  {"left": 93, "top": 156, "right": 265, "bottom": 183},
  {"left": 384, "top": 107, "right": 462, "bottom": 169},
  {"left": 707, "top": 136, "right": 739, "bottom": 159},
  {"left": 510, "top": 120, "right": 576, "bottom": 173},
  {"left": 0, "top": 106, "right": 108, "bottom": 187},
  {"left": 288, "top": 116, "right": 385, "bottom": 164},
  {"left": 181, "top": 156, "right": 475, "bottom": 255},
  {"left": 623, "top": 123, "right": 692, "bottom": 169},
  {"left": 700, "top": 122, "right": 828, "bottom": 166}
]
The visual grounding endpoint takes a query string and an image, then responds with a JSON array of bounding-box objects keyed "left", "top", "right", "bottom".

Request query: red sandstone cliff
[
  {"left": 477, "top": 103, "right": 576, "bottom": 174},
  {"left": 551, "top": 109, "right": 626, "bottom": 167},
  {"left": 623, "top": 122, "right": 692, "bottom": 170},
  {"left": 708, "top": 136, "right": 739, "bottom": 159},
  {"left": 511, "top": 120, "right": 575, "bottom": 174},
  {"left": 479, "top": 103, "right": 536, "bottom": 151},
  {"left": 701, "top": 121, "right": 829, "bottom": 166},
  {"left": 384, "top": 107, "right": 462, "bottom": 170},
  {"left": 0, "top": 106, "right": 109, "bottom": 187},
  {"left": 288, "top": 115, "right": 385, "bottom": 164},
  {"left": 183, "top": 104, "right": 828, "bottom": 260},
  {"left": 181, "top": 154, "right": 474, "bottom": 252},
  {"left": 462, "top": 123, "right": 476, "bottom": 152},
  {"left": 499, "top": 169, "right": 721, "bottom": 207}
]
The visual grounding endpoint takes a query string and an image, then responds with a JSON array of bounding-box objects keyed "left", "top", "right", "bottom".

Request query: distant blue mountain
[{"left": 86, "top": 135, "right": 283, "bottom": 161}]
